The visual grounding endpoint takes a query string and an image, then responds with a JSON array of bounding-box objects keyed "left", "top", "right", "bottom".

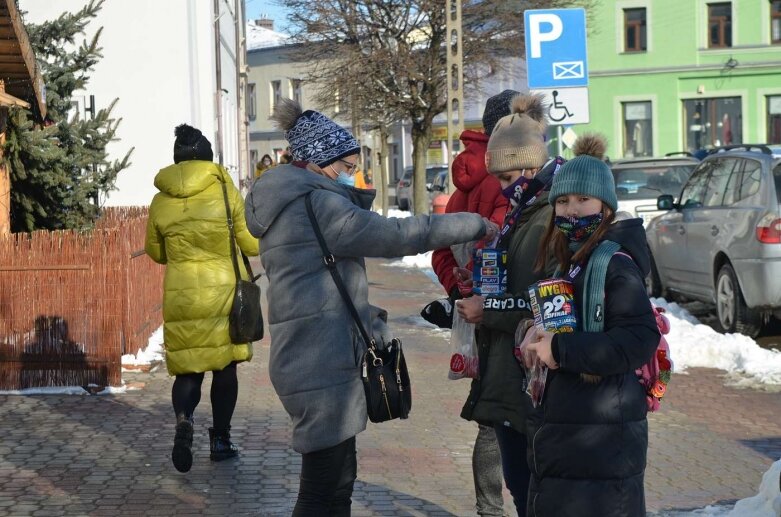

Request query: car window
[
  {"left": 679, "top": 162, "right": 712, "bottom": 208},
  {"left": 739, "top": 159, "right": 762, "bottom": 200},
  {"left": 426, "top": 167, "right": 447, "bottom": 183},
  {"left": 612, "top": 163, "right": 696, "bottom": 200},
  {"left": 774, "top": 162, "right": 781, "bottom": 202},
  {"left": 703, "top": 158, "right": 738, "bottom": 207}
]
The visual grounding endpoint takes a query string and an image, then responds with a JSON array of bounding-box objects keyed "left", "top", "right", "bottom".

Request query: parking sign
[{"left": 524, "top": 8, "right": 588, "bottom": 89}]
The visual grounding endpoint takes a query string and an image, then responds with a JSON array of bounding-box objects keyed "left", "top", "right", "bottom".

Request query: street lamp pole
[{"left": 445, "top": 0, "right": 464, "bottom": 195}]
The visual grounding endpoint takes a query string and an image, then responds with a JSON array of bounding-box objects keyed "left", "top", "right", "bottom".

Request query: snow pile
[
  {"left": 726, "top": 458, "right": 781, "bottom": 516},
  {"left": 671, "top": 458, "right": 781, "bottom": 516},
  {"left": 0, "top": 383, "right": 134, "bottom": 396},
  {"left": 653, "top": 298, "right": 781, "bottom": 387},
  {"left": 121, "top": 326, "right": 164, "bottom": 367},
  {"left": 247, "top": 22, "right": 289, "bottom": 50}
]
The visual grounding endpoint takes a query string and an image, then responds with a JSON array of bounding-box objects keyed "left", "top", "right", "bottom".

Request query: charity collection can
[{"left": 527, "top": 278, "right": 578, "bottom": 333}]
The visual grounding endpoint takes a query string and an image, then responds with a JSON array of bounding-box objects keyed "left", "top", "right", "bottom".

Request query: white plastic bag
[{"left": 448, "top": 302, "right": 479, "bottom": 380}]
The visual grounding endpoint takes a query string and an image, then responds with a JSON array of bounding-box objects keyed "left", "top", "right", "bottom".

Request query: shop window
[
  {"left": 708, "top": 3, "right": 732, "bottom": 48},
  {"left": 683, "top": 97, "right": 742, "bottom": 153},
  {"left": 622, "top": 101, "right": 653, "bottom": 157},
  {"left": 624, "top": 8, "right": 647, "bottom": 52}
]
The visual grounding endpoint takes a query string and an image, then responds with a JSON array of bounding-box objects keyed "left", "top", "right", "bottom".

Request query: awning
[{"left": 0, "top": 0, "right": 46, "bottom": 119}]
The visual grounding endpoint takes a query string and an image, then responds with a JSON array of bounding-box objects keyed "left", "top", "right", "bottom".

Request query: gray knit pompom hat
[
  {"left": 485, "top": 93, "right": 549, "bottom": 174},
  {"left": 549, "top": 133, "right": 618, "bottom": 211}
]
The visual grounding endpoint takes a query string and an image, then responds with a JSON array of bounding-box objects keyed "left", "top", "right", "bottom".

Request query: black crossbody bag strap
[
  {"left": 220, "top": 180, "right": 259, "bottom": 282},
  {"left": 304, "top": 193, "right": 376, "bottom": 351}
]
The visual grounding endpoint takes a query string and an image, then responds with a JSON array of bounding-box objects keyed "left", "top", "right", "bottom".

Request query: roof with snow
[{"left": 247, "top": 20, "right": 289, "bottom": 51}]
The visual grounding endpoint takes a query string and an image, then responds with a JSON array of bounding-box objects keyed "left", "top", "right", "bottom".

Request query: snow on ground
[
  {"left": 0, "top": 383, "right": 136, "bottom": 396},
  {"left": 652, "top": 298, "right": 781, "bottom": 389},
  {"left": 121, "top": 326, "right": 164, "bottom": 367},
  {"left": 665, "top": 458, "right": 781, "bottom": 516}
]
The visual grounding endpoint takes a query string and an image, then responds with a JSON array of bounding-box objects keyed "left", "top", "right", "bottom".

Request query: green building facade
[{"left": 578, "top": 0, "right": 781, "bottom": 159}]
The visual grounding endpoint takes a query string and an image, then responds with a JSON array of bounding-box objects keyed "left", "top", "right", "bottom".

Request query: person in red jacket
[{"left": 423, "top": 89, "right": 517, "bottom": 517}]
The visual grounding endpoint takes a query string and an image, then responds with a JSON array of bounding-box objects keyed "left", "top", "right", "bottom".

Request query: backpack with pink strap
[{"left": 582, "top": 240, "right": 673, "bottom": 412}]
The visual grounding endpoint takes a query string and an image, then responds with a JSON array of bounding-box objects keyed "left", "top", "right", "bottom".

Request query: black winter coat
[{"left": 526, "top": 218, "right": 660, "bottom": 517}]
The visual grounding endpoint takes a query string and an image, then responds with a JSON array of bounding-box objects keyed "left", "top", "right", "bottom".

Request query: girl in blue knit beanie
[{"left": 519, "top": 134, "right": 661, "bottom": 517}]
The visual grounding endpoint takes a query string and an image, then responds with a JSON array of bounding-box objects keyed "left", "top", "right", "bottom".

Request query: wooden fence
[{"left": 0, "top": 207, "right": 164, "bottom": 389}]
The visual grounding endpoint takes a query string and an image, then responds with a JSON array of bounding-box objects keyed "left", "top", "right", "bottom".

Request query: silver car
[
  {"left": 396, "top": 165, "right": 448, "bottom": 212},
  {"left": 646, "top": 145, "right": 781, "bottom": 337}
]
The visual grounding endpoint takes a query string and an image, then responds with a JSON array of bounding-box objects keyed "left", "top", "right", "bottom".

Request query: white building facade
[{"left": 20, "top": 0, "right": 250, "bottom": 206}]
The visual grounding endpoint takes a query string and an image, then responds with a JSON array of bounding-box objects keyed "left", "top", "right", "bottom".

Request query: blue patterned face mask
[
  {"left": 336, "top": 171, "right": 355, "bottom": 187},
  {"left": 554, "top": 213, "right": 604, "bottom": 242}
]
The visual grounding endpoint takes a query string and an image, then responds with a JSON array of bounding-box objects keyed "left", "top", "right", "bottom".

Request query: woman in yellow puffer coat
[{"left": 145, "top": 124, "right": 259, "bottom": 474}]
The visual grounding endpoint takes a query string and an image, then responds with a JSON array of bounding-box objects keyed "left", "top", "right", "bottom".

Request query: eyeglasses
[{"left": 333, "top": 159, "right": 358, "bottom": 176}]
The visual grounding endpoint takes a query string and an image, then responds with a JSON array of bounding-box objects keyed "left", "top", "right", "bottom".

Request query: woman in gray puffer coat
[{"left": 245, "top": 99, "right": 497, "bottom": 517}]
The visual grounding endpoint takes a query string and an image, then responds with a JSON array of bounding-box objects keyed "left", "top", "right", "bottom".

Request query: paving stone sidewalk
[{"left": 0, "top": 258, "right": 779, "bottom": 516}]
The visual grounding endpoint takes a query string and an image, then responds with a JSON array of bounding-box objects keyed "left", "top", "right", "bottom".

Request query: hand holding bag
[
  {"left": 304, "top": 194, "right": 411, "bottom": 423},
  {"left": 220, "top": 180, "right": 264, "bottom": 343}
]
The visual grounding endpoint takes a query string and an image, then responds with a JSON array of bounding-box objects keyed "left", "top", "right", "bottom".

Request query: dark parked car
[
  {"left": 646, "top": 144, "right": 781, "bottom": 337},
  {"left": 396, "top": 164, "right": 448, "bottom": 211},
  {"left": 610, "top": 153, "right": 699, "bottom": 226}
]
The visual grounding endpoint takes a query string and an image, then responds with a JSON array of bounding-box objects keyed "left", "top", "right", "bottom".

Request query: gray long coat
[{"left": 245, "top": 164, "right": 486, "bottom": 453}]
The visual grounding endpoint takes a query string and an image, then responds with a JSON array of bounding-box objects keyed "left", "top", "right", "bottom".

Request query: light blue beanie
[{"left": 549, "top": 134, "right": 617, "bottom": 211}]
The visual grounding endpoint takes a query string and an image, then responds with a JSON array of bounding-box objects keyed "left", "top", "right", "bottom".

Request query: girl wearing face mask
[
  {"left": 455, "top": 93, "right": 564, "bottom": 516},
  {"left": 520, "top": 134, "right": 660, "bottom": 517},
  {"left": 245, "top": 98, "right": 499, "bottom": 516},
  {"left": 255, "top": 154, "right": 275, "bottom": 178}
]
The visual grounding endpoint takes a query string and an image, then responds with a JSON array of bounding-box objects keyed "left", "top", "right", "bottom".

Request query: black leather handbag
[
  {"left": 220, "top": 180, "right": 264, "bottom": 343},
  {"left": 305, "top": 194, "right": 411, "bottom": 423}
]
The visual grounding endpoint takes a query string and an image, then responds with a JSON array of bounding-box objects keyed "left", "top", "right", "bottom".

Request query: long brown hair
[{"left": 534, "top": 204, "right": 615, "bottom": 273}]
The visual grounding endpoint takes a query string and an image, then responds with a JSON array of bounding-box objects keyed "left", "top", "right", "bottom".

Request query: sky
[{"left": 245, "top": 0, "right": 290, "bottom": 33}]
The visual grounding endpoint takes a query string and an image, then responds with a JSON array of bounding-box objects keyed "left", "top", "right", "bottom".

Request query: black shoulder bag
[
  {"left": 304, "top": 194, "right": 411, "bottom": 423},
  {"left": 220, "top": 180, "right": 264, "bottom": 343}
]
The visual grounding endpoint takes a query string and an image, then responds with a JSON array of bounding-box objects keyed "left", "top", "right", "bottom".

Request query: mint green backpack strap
[{"left": 581, "top": 240, "right": 622, "bottom": 333}]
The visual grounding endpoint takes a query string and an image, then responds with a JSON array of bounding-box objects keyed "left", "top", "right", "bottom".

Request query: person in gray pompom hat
[{"left": 244, "top": 99, "right": 500, "bottom": 514}]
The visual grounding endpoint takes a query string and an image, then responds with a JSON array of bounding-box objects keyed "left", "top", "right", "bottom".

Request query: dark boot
[
  {"left": 209, "top": 426, "right": 238, "bottom": 461},
  {"left": 172, "top": 413, "right": 194, "bottom": 473}
]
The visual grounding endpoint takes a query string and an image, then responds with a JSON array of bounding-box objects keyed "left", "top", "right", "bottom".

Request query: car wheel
[
  {"left": 646, "top": 253, "right": 662, "bottom": 298},
  {"left": 716, "top": 263, "right": 762, "bottom": 337}
]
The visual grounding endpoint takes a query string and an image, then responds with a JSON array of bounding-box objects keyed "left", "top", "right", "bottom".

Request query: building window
[
  {"left": 683, "top": 97, "right": 742, "bottom": 153},
  {"left": 622, "top": 101, "right": 653, "bottom": 157},
  {"left": 291, "top": 79, "right": 302, "bottom": 105},
  {"left": 334, "top": 88, "right": 348, "bottom": 114},
  {"left": 247, "top": 83, "right": 256, "bottom": 121},
  {"left": 624, "top": 8, "right": 647, "bottom": 52},
  {"left": 271, "top": 80, "right": 282, "bottom": 112},
  {"left": 772, "top": 1, "right": 781, "bottom": 44},
  {"left": 708, "top": 3, "right": 732, "bottom": 48},
  {"left": 249, "top": 150, "right": 258, "bottom": 171},
  {"left": 768, "top": 95, "right": 781, "bottom": 144}
]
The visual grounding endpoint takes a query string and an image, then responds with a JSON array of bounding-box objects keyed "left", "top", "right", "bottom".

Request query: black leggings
[
  {"left": 292, "top": 436, "right": 357, "bottom": 517},
  {"left": 171, "top": 362, "right": 238, "bottom": 430}
]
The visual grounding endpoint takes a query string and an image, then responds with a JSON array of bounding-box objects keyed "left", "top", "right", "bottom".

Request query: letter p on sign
[{"left": 528, "top": 13, "right": 563, "bottom": 58}]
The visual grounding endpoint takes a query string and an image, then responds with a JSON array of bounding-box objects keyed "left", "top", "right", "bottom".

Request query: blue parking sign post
[{"left": 524, "top": 8, "right": 588, "bottom": 89}]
